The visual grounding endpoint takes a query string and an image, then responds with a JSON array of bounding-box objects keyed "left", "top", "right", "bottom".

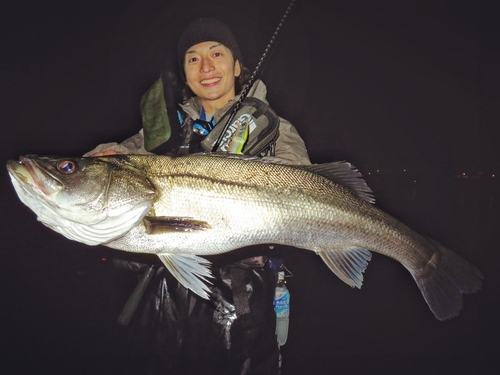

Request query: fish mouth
[{"left": 7, "top": 157, "right": 61, "bottom": 196}]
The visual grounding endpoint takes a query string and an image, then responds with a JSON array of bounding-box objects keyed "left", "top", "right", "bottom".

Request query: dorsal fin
[{"left": 302, "top": 161, "right": 375, "bottom": 204}]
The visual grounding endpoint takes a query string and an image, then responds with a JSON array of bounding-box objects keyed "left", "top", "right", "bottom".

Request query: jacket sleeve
[
  {"left": 265, "top": 117, "right": 311, "bottom": 165},
  {"left": 83, "top": 129, "right": 152, "bottom": 156}
]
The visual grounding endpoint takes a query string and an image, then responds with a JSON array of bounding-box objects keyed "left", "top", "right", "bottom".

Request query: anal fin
[{"left": 319, "top": 248, "right": 372, "bottom": 288}]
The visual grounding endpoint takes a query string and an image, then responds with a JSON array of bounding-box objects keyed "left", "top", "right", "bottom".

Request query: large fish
[{"left": 7, "top": 153, "right": 482, "bottom": 320}]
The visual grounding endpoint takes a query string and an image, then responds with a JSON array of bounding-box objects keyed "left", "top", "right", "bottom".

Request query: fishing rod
[{"left": 211, "top": 0, "right": 298, "bottom": 152}]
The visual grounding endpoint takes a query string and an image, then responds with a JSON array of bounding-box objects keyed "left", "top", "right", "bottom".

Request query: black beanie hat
[{"left": 177, "top": 18, "right": 243, "bottom": 73}]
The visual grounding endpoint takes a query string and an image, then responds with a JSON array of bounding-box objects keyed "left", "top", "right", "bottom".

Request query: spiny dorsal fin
[{"left": 303, "top": 161, "right": 375, "bottom": 204}]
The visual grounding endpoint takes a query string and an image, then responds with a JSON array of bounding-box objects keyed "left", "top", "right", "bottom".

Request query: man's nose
[{"left": 200, "top": 58, "right": 214, "bottom": 72}]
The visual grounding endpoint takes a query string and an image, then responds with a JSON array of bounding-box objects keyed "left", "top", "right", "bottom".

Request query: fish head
[{"left": 6, "top": 155, "right": 158, "bottom": 245}]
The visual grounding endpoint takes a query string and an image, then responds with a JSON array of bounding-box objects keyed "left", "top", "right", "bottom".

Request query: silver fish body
[{"left": 6, "top": 154, "right": 482, "bottom": 320}]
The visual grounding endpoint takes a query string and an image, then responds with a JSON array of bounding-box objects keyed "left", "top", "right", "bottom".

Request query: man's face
[{"left": 184, "top": 41, "right": 241, "bottom": 113}]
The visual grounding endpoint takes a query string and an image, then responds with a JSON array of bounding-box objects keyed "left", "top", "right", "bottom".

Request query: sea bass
[{"left": 7, "top": 154, "right": 482, "bottom": 320}]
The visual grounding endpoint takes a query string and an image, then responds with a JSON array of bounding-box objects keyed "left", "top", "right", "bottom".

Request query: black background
[{"left": 1, "top": 0, "right": 499, "bottom": 374}]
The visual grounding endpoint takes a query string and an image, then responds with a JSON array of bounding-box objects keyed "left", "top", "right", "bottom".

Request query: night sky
[
  {"left": 2, "top": 0, "right": 498, "bottom": 172},
  {"left": 1, "top": 1, "right": 499, "bottom": 374}
]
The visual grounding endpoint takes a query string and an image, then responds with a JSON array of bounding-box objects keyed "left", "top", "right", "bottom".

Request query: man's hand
[{"left": 89, "top": 150, "right": 122, "bottom": 157}]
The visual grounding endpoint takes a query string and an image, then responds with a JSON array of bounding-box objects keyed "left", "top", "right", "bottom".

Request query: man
[
  {"left": 87, "top": 17, "right": 310, "bottom": 374},
  {"left": 88, "top": 18, "right": 309, "bottom": 164}
]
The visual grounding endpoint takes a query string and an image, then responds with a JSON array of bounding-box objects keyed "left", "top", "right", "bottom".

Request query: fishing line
[{"left": 211, "top": 0, "right": 298, "bottom": 152}]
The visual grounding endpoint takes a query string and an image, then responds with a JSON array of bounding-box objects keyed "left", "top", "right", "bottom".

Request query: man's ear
[{"left": 234, "top": 60, "right": 242, "bottom": 77}]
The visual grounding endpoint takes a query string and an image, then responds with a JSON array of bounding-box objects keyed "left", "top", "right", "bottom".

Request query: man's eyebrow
[
  {"left": 209, "top": 43, "right": 222, "bottom": 50},
  {"left": 185, "top": 43, "right": 222, "bottom": 55}
]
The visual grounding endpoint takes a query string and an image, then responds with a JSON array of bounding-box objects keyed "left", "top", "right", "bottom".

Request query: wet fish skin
[{"left": 6, "top": 154, "right": 483, "bottom": 320}]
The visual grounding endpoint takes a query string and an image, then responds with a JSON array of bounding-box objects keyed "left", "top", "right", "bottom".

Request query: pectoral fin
[
  {"left": 319, "top": 248, "right": 372, "bottom": 288},
  {"left": 144, "top": 216, "right": 211, "bottom": 234},
  {"left": 157, "top": 253, "right": 213, "bottom": 299}
]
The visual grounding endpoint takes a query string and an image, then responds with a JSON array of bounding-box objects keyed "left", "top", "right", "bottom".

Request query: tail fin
[{"left": 413, "top": 238, "right": 483, "bottom": 321}]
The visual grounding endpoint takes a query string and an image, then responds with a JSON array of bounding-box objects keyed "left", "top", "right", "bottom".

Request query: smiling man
[
  {"left": 173, "top": 17, "right": 310, "bottom": 161},
  {"left": 183, "top": 41, "right": 241, "bottom": 114},
  {"left": 177, "top": 17, "right": 245, "bottom": 118}
]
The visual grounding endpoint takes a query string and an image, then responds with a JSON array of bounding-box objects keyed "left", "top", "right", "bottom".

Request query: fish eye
[{"left": 57, "top": 160, "right": 77, "bottom": 174}]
